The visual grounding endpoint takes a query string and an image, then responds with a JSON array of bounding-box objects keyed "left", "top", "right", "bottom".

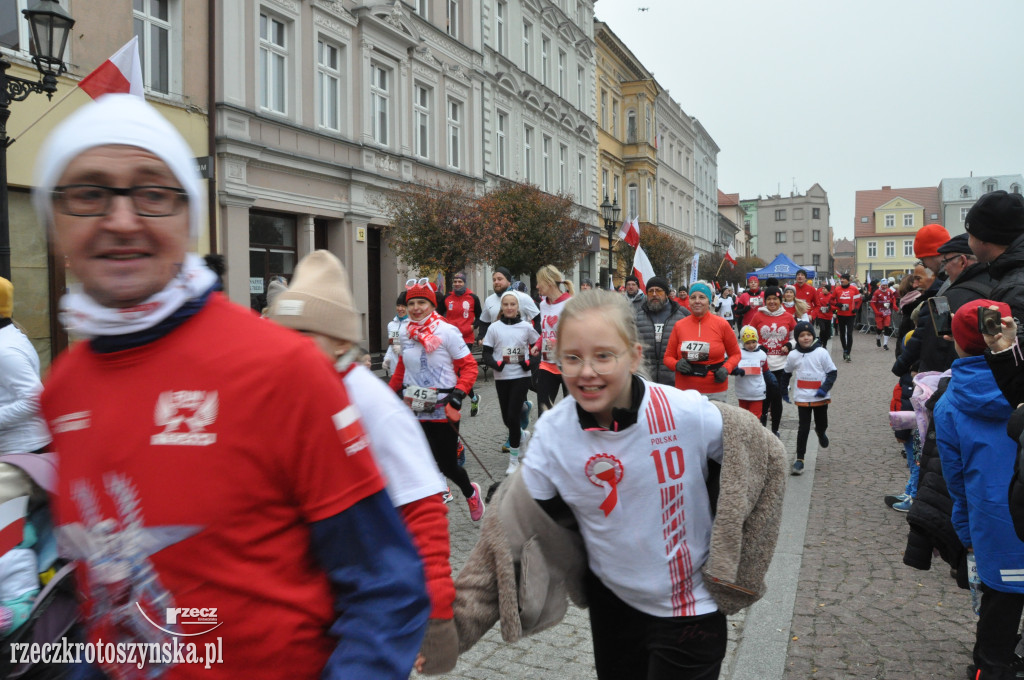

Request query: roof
[
  {"left": 853, "top": 186, "right": 941, "bottom": 237},
  {"left": 938, "top": 175, "right": 1024, "bottom": 203},
  {"left": 717, "top": 190, "right": 739, "bottom": 207}
]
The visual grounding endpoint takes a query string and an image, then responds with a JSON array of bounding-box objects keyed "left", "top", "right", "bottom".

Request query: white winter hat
[
  {"left": 32, "top": 94, "right": 202, "bottom": 239},
  {"left": 268, "top": 250, "right": 363, "bottom": 344}
]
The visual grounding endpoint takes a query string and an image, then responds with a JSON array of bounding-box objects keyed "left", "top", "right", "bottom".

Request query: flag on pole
[
  {"left": 724, "top": 244, "right": 737, "bottom": 267},
  {"left": 618, "top": 216, "right": 640, "bottom": 249},
  {"left": 0, "top": 496, "right": 28, "bottom": 555},
  {"left": 632, "top": 245, "right": 656, "bottom": 292},
  {"left": 690, "top": 253, "right": 700, "bottom": 285},
  {"left": 79, "top": 36, "right": 145, "bottom": 99}
]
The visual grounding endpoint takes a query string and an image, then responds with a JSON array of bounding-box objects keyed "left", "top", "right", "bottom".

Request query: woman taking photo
[{"left": 664, "top": 281, "right": 741, "bottom": 401}]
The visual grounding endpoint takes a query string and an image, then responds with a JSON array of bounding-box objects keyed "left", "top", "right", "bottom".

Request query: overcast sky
[{"left": 593, "top": 0, "right": 1024, "bottom": 241}]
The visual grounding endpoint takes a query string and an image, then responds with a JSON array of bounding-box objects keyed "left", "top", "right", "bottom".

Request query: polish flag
[
  {"left": 618, "top": 216, "right": 640, "bottom": 249},
  {"left": 79, "top": 36, "right": 145, "bottom": 99},
  {"left": 0, "top": 496, "right": 28, "bottom": 555},
  {"left": 725, "top": 244, "right": 738, "bottom": 267},
  {"left": 632, "top": 245, "right": 656, "bottom": 292}
]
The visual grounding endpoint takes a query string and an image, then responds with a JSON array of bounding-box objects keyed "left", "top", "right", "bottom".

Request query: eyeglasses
[
  {"left": 405, "top": 277, "right": 430, "bottom": 289},
  {"left": 940, "top": 255, "right": 962, "bottom": 267},
  {"left": 52, "top": 184, "right": 188, "bottom": 217},
  {"left": 558, "top": 351, "right": 623, "bottom": 377}
]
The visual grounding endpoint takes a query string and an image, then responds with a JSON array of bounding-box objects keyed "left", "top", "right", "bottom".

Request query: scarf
[
  {"left": 407, "top": 310, "right": 446, "bottom": 353},
  {"left": 60, "top": 253, "right": 218, "bottom": 339},
  {"left": 334, "top": 346, "right": 363, "bottom": 377}
]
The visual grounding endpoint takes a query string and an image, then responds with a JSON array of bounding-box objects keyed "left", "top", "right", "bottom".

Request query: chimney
[{"left": 882, "top": 186, "right": 891, "bottom": 190}]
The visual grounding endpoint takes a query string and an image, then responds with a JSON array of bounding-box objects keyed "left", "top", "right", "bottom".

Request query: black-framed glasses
[
  {"left": 52, "top": 184, "right": 188, "bottom": 217},
  {"left": 940, "top": 255, "right": 962, "bottom": 267},
  {"left": 558, "top": 351, "right": 623, "bottom": 377}
]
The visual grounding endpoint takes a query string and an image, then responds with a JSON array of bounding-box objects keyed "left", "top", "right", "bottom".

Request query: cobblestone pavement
[{"left": 414, "top": 328, "right": 978, "bottom": 679}]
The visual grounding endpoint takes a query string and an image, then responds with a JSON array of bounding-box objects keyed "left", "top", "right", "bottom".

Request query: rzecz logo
[
  {"left": 136, "top": 604, "right": 223, "bottom": 637},
  {"left": 151, "top": 391, "right": 218, "bottom": 446}
]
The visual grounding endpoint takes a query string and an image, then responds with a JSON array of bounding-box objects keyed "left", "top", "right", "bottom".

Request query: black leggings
[
  {"left": 815, "top": 318, "right": 832, "bottom": 349},
  {"left": 975, "top": 584, "right": 1024, "bottom": 673},
  {"left": 586, "top": 570, "right": 727, "bottom": 680},
  {"left": 836, "top": 316, "right": 855, "bottom": 353},
  {"left": 535, "top": 368, "right": 567, "bottom": 414},
  {"left": 761, "top": 368, "right": 786, "bottom": 433},
  {"left": 796, "top": 404, "right": 828, "bottom": 458},
  {"left": 496, "top": 377, "right": 531, "bottom": 448},
  {"left": 420, "top": 420, "right": 474, "bottom": 498}
]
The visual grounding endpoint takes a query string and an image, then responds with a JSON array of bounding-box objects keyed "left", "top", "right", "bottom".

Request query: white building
[
  {"left": 654, "top": 91, "right": 696, "bottom": 243},
  {"left": 691, "top": 118, "right": 720, "bottom": 255},
  {"left": 938, "top": 174, "right": 1023, "bottom": 237}
]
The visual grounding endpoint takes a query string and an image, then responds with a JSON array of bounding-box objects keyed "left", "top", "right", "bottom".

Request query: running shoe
[
  {"left": 467, "top": 482, "right": 485, "bottom": 521},
  {"left": 892, "top": 498, "right": 913, "bottom": 512},
  {"left": 791, "top": 460, "right": 805, "bottom": 475},
  {"left": 441, "top": 487, "right": 454, "bottom": 504},
  {"left": 520, "top": 400, "right": 533, "bottom": 430},
  {"left": 470, "top": 394, "right": 480, "bottom": 417}
]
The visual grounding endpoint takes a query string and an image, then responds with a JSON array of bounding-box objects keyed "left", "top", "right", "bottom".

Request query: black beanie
[
  {"left": 965, "top": 191, "right": 1024, "bottom": 246},
  {"left": 396, "top": 291, "right": 407, "bottom": 306},
  {"left": 625, "top": 274, "right": 639, "bottom": 285},
  {"left": 794, "top": 321, "right": 816, "bottom": 340},
  {"left": 494, "top": 266, "right": 513, "bottom": 281},
  {"left": 763, "top": 285, "right": 781, "bottom": 299},
  {"left": 645, "top": 275, "right": 670, "bottom": 293}
]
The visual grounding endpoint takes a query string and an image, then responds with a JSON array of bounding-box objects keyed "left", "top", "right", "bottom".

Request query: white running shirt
[{"left": 482, "top": 319, "right": 540, "bottom": 380}]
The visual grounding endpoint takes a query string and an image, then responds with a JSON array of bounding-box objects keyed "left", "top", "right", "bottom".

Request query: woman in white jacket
[{"left": 0, "top": 278, "right": 50, "bottom": 455}]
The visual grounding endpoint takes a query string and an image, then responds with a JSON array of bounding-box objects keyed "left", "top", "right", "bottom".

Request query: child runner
[
  {"left": 781, "top": 321, "right": 837, "bottom": 475},
  {"left": 870, "top": 278, "right": 896, "bottom": 350},
  {"left": 748, "top": 286, "right": 797, "bottom": 437},
  {"left": 382, "top": 292, "right": 408, "bottom": 377},
  {"left": 389, "top": 278, "right": 485, "bottom": 521},
  {"left": 814, "top": 283, "right": 834, "bottom": 349},
  {"left": 533, "top": 265, "right": 574, "bottom": 415},
  {"left": 732, "top": 325, "right": 776, "bottom": 420},
  {"left": 482, "top": 291, "right": 540, "bottom": 474},
  {"left": 781, "top": 285, "right": 797, "bottom": 317}
]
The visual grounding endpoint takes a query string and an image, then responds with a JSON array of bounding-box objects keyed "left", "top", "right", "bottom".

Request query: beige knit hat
[{"left": 268, "top": 250, "right": 363, "bottom": 343}]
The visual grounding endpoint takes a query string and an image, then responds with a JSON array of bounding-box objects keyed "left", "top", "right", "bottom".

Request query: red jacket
[
  {"left": 814, "top": 288, "right": 834, "bottom": 321},
  {"left": 663, "top": 313, "right": 741, "bottom": 394},
  {"left": 871, "top": 288, "right": 896, "bottom": 324},
  {"left": 831, "top": 284, "right": 861, "bottom": 317},
  {"left": 793, "top": 282, "right": 818, "bottom": 320},
  {"left": 442, "top": 289, "right": 482, "bottom": 344}
]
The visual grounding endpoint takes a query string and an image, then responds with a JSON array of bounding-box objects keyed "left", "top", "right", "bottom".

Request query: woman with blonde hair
[{"left": 532, "top": 265, "right": 575, "bottom": 416}]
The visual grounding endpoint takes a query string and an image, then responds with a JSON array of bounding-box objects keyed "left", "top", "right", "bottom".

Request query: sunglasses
[{"left": 405, "top": 277, "right": 430, "bottom": 289}]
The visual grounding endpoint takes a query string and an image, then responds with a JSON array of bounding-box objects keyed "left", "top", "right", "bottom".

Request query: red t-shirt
[
  {"left": 832, "top": 284, "right": 861, "bottom": 317},
  {"left": 42, "top": 295, "right": 384, "bottom": 679},
  {"left": 793, "top": 282, "right": 818, "bottom": 320},
  {"left": 815, "top": 288, "right": 834, "bottom": 320},
  {"left": 737, "top": 288, "right": 765, "bottom": 326}
]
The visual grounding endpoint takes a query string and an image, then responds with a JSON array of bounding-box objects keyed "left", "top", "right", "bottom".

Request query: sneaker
[
  {"left": 441, "top": 487, "right": 454, "bottom": 504},
  {"left": 505, "top": 452, "right": 520, "bottom": 475},
  {"left": 817, "top": 432, "right": 829, "bottom": 448},
  {"left": 470, "top": 394, "right": 480, "bottom": 417},
  {"left": 876, "top": 337, "right": 881, "bottom": 347},
  {"left": 843, "top": 353, "right": 851, "bottom": 363},
  {"left": 885, "top": 493, "right": 910, "bottom": 508},
  {"left": 892, "top": 498, "right": 913, "bottom": 512},
  {"left": 791, "top": 460, "right": 805, "bottom": 475},
  {"left": 520, "top": 400, "right": 533, "bottom": 430},
  {"left": 501, "top": 439, "right": 511, "bottom": 453},
  {"left": 456, "top": 441, "right": 465, "bottom": 467},
  {"left": 772, "top": 430, "right": 781, "bottom": 439},
  {"left": 520, "top": 429, "right": 531, "bottom": 449},
  {"left": 883, "top": 343, "right": 889, "bottom": 350},
  {"left": 467, "top": 482, "right": 485, "bottom": 521}
]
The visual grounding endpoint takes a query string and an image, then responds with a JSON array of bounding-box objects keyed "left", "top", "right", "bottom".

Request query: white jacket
[{"left": 0, "top": 324, "right": 50, "bottom": 453}]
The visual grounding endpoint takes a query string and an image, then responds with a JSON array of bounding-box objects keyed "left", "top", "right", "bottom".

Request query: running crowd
[{"left": 0, "top": 93, "right": 1022, "bottom": 679}]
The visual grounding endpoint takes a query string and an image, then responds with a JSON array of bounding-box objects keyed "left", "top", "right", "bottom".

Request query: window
[
  {"left": 611, "top": 99, "right": 618, "bottom": 136},
  {"left": 413, "top": 84, "right": 430, "bottom": 158},
  {"left": 626, "top": 110, "right": 637, "bottom": 143},
  {"left": 495, "top": 1, "right": 506, "bottom": 54},
  {"left": 577, "top": 66, "right": 584, "bottom": 108},
  {"left": 794, "top": 230, "right": 804, "bottom": 243},
  {"left": 414, "top": 0, "right": 428, "bottom": 18},
  {"left": 774, "top": 209, "right": 786, "bottom": 221},
  {"left": 793, "top": 207, "right": 803, "bottom": 220},
  {"left": 316, "top": 39, "right": 342, "bottom": 131},
  {"left": 577, "top": 154, "right": 585, "bottom": 196},
  {"left": 985, "top": 181, "right": 997, "bottom": 193},
  {"left": 1013, "top": 184, "right": 1022, "bottom": 195},
  {"left": 860, "top": 216, "right": 869, "bottom": 223},
  {"left": 558, "top": 144, "right": 567, "bottom": 191},
  {"left": 628, "top": 183, "right": 638, "bottom": 220},
  {"left": 541, "top": 36, "right": 550, "bottom": 87},
  {"left": 522, "top": 21, "right": 532, "bottom": 72},
  {"left": 557, "top": 50, "right": 566, "bottom": 96},
  {"left": 812, "top": 207, "right": 821, "bottom": 219},
  {"left": 134, "top": 0, "right": 172, "bottom": 94},
  {"left": 885, "top": 240, "right": 895, "bottom": 257},
  {"left": 446, "top": 0, "right": 459, "bottom": 39},
  {"left": 812, "top": 254, "right": 821, "bottom": 267},
  {"left": 960, "top": 185, "right": 971, "bottom": 198},
  {"left": 613, "top": 174, "right": 619, "bottom": 202},
  {"left": 495, "top": 110, "right": 508, "bottom": 176},
  {"left": 884, "top": 214, "right": 894, "bottom": 227},
  {"left": 370, "top": 63, "right": 389, "bottom": 145},
  {"left": 646, "top": 179, "right": 653, "bottom": 219},
  {"left": 249, "top": 210, "right": 297, "bottom": 312},
  {"left": 523, "top": 125, "right": 533, "bottom": 182},
  {"left": 867, "top": 241, "right": 877, "bottom": 258},
  {"left": 903, "top": 213, "right": 913, "bottom": 227},
  {"left": 645, "top": 105, "right": 651, "bottom": 144},
  {"left": 903, "top": 239, "right": 914, "bottom": 256},
  {"left": 812, "top": 229, "right": 821, "bottom": 242},
  {"left": 447, "top": 98, "right": 462, "bottom": 169},
  {"left": 775, "top": 232, "right": 786, "bottom": 243},
  {"left": 259, "top": 13, "right": 287, "bottom": 113},
  {"left": 599, "top": 90, "right": 607, "bottom": 129},
  {"left": 542, "top": 135, "right": 551, "bottom": 191}
]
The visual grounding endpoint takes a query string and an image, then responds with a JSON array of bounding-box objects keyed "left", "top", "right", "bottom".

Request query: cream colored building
[{"left": 853, "top": 185, "right": 941, "bottom": 283}]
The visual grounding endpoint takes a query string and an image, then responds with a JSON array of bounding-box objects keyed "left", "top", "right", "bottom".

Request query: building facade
[
  {"left": 740, "top": 199, "right": 758, "bottom": 258},
  {"left": 754, "top": 184, "right": 831, "bottom": 274},
  {"left": 717, "top": 191, "right": 746, "bottom": 256},
  {"left": 853, "top": 185, "right": 941, "bottom": 283},
  {"left": 654, "top": 90, "right": 695, "bottom": 248},
  {"left": 691, "top": 118, "right": 719, "bottom": 256},
  {"left": 938, "top": 174, "right": 1023, "bottom": 238}
]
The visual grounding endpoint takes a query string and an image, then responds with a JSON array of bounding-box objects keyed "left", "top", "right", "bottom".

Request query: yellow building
[
  {"left": 853, "top": 185, "right": 942, "bottom": 284},
  {"left": 594, "top": 21, "right": 659, "bottom": 288},
  {"left": 4, "top": 1, "right": 211, "bottom": 367}
]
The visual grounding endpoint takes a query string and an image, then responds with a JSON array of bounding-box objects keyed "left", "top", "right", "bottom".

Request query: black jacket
[
  {"left": 634, "top": 300, "right": 689, "bottom": 386},
  {"left": 987, "top": 232, "right": 1024, "bottom": 324}
]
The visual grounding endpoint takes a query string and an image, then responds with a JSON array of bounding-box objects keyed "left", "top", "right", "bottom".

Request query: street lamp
[
  {"left": 600, "top": 195, "right": 621, "bottom": 290},
  {"left": 0, "top": 0, "right": 75, "bottom": 281}
]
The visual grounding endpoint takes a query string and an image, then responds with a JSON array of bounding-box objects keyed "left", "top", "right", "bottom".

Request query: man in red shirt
[
  {"left": 792, "top": 269, "right": 818, "bottom": 320},
  {"left": 814, "top": 283, "right": 835, "bottom": 349},
  {"left": 870, "top": 279, "right": 897, "bottom": 350},
  {"left": 442, "top": 272, "right": 483, "bottom": 415},
  {"left": 735, "top": 275, "right": 765, "bottom": 328},
  {"left": 831, "top": 273, "right": 862, "bottom": 362}
]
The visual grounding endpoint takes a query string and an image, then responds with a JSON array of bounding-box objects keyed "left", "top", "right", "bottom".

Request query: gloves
[
  {"left": 815, "top": 388, "right": 829, "bottom": 398},
  {"left": 417, "top": 618, "right": 459, "bottom": 675},
  {"left": 731, "top": 367, "right": 744, "bottom": 377},
  {"left": 448, "top": 389, "right": 466, "bottom": 410},
  {"left": 713, "top": 366, "right": 728, "bottom": 383},
  {"left": 675, "top": 358, "right": 694, "bottom": 375}
]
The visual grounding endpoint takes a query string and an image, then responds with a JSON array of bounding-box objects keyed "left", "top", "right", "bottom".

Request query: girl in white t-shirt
[
  {"left": 520, "top": 290, "right": 727, "bottom": 679},
  {"left": 482, "top": 292, "right": 540, "bottom": 474},
  {"left": 532, "top": 264, "right": 574, "bottom": 416}
]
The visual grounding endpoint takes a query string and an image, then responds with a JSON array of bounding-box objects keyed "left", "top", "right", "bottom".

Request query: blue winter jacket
[{"left": 934, "top": 354, "right": 1024, "bottom": 593}]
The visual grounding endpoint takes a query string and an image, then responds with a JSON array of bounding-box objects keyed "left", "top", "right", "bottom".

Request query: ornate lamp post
[
  {"left": 600, "top": 195, "right": 621, "bottom": 290},
  {"left": 0, "top": 0, "right": 75, "bottom": 280}
]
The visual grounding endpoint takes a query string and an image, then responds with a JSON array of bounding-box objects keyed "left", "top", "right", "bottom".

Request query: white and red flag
[
  {"left": 0, "top": 496, "right": 28, "bottom": 554},
  {"left": 724, "top": 244, "right": 738, "bottom": 267},
  {"left": 632, "top": 246, "right": 656, "bottom": 292},
  {"left": 79, "top": 36, "right": 145, "bottom": 99},
  {"left": 618, "top": 216, "right": 640, "bottom": 249}
]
